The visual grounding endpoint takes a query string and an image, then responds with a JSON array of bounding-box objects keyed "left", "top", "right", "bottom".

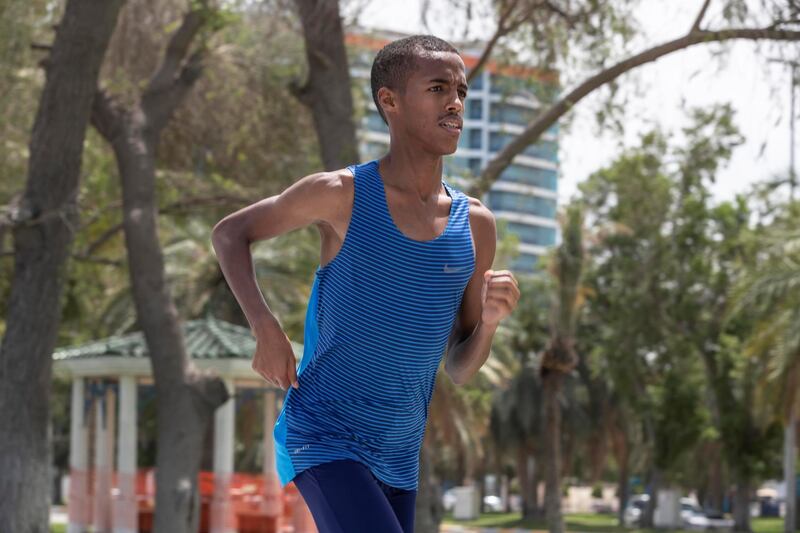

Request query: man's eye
[
  {"left": 458, "top": 91, "right": 467, "bottom": 98},
  {"left": 430, "top": 86, "right": 442, "bottom": 92}
]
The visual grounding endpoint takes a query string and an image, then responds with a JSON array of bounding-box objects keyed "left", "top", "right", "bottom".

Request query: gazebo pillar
[
  {"left": 210, "top": 378, "right": 236, "bottom": 533},
  {"left": 68, "top": 377, "right": 90, "bottom": 533},
  {"left": 92, "top": 383, "right": 113, "bottom": 532},
  {"left": 261, "top": 388, "right": 281, "bottom": 516},
  {"left": 113, "top": 376, "right": 138, "bottom": 533}
]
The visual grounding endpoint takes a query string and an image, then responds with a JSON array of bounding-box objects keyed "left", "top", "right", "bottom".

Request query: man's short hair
[{"left": 370, "top": 35, "right": 460, "bottom": 124}]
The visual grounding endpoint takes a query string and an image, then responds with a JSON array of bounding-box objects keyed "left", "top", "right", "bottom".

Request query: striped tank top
[{"left": 273, "top": 159, "right": 475, "bottom": 490}]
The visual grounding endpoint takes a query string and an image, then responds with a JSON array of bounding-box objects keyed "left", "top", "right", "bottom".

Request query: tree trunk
[
  {"left": 543, "top": 371, "right": 565, "bottom": 533},
  {"left": 784, "top": 405, "right": 796, "bottom": 533},
  {"left": 102, "top": 108, "right": 229, "bottom": 533},
  {"left": 415, "top": 439, "right": 443, "bottom": 533},
  {"left": 516, "top": 445, "right": 529, "bottom": 518},
  {"left": 89, "top": 9, "right": 230, "bottom": 530},
  {"left": 641, "top": 466, "right": 661, "bottom": 528},
  {"left": 732, "top": 473, "right": 752, "bottom": 533},
  {"left": 706, "top": 441, "right": 725, "bottom": 513},
  {"left": 616, "top": 446, "right": 629, "bottom": 527},
  {"left": 292, "top": 0, "right": 359, "bottom": 170},
  {"left": 530, "top": 452, "right": 543, "bottom": 519},
  {"left": 608, "top": 417, "right": 630, "bottom": 526},
  {"left": 517, "top": 444, "right": 539, "bottom": 519},
  {"left": 0, "top": 1, "right": 124, "bottom": 531}
]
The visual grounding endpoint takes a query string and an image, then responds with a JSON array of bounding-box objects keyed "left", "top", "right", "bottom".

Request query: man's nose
[{"left": 446, "top": 91, "right": 463, "bottom": 113}]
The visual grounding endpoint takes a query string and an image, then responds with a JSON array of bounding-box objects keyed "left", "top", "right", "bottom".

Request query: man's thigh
[
  {"left": 378, "top": 480, "right": 417, "bottom": 533},
  {"left": 293, "top": 459, "right": 408, "bottom": 533}
]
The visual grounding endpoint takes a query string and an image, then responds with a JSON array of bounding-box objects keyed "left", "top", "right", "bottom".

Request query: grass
[
  {"left": 441, "top": 512, "right": 786, "bottom": 533},
  {"left": 442, "top": 511, "right": 620, "bottom": 531}
]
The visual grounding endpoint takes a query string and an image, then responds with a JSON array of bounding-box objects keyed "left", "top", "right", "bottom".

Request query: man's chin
[
  {"left": 434, "top": 140, "right": 459, "bottom": 156},
  {"left": 441, "top": 145, "right": 458, "bottom": 156}
]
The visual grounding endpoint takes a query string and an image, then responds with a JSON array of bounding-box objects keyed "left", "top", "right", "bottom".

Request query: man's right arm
[
  {"left": 211, "top": 170, "right": 345, "bottom": 336},
  {"left": 210, "top": 170, "right": 347, "bottom": 389}
]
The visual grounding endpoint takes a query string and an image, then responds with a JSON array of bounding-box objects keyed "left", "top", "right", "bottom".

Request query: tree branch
[
  {"left": 467, "top": 0, "right": 582, "bottom": 84},
  {"left": 470, "top": 25, "right": 800, "bottom": 197},
  {"left": 81, "top": 194, "right": 250, "bottom": 256},
  {"left": 90, "top": 88, "right": 124, "bottom": 142},
  {"left": 470, "top": 0, "right": 521, "bottom": 80},
  {"left": 691, "top": 0, "right": 713, "bottom": 32},
  {"left": 141, "top": 9, "right": 207, "bottom": 135},
  {"left": 144, "top": 9, "right": 205, "bottom": 97}
]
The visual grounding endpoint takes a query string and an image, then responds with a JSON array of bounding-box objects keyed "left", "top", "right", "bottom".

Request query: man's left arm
[{"left": 444, "top": 199, "right": 520, "bottom": 386}]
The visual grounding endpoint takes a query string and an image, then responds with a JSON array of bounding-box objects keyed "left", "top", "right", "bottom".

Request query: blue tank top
[{"left": 273, "top": 159, "right": 475, "bottom": 490}]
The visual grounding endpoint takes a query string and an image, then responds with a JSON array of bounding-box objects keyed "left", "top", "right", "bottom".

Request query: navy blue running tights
[{"left": 293, "top": 459, "right": 417, "bottom": 533}]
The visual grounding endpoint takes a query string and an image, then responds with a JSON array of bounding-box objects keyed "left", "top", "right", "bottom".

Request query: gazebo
[{"left": 53, "top": 317, "right": 317, "bottom": 533}]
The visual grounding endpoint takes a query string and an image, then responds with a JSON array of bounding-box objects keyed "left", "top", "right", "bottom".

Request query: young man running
[{"left": 212, "top": 34, "right": 520, "bottom": 533}]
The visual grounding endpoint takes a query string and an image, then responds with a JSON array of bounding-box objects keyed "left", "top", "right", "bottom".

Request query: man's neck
[{"left": 379, "top": 145, "right": 444, "bottom": 200}]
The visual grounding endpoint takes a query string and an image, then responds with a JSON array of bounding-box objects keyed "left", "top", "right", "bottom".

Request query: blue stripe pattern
[{"left": 273, "top": 159, "right": 476, "bottom": 490}]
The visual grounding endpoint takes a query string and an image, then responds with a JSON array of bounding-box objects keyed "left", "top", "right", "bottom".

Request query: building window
[
  {"left": 499, "top": 165, "right": 557, "bottom": 190},
  {"left": 361, "top": 141, "right": 387, "bottom": 161},
  {"left": 489, "top": 132, "right": 558, "bottom": 162},
  {"left": 489, "top": 74, "right": 538, "bottom": 97},
  {"left": 506, "top": 221, "right": 557, "bottom": 246},
  {"left": 468, "top": 158, "right": 482, "bottom": 174},
  {"left": 488, "top": 191, "right": 556, "bottom": 218},
  {"left": 458, "top": 128, "right": 482, "bottom": 150},
  {"left": 466, "top": 99, "right": 482, "bottom": 119},
  {"left": 510, "top": 252, "right": 539, "bottom": 272},
  {"left": 364, "top": 111, "right": 389, "bottom": 133},
  {"left": 469, "top": 129, "right": 481, "bottom": 149},
  {"left": 490, "top": 103, "right": 536, "bottom": 126},
  {"left": 445, "top": 156, "right": 482, "bottom": 177},
  {"left": 468, "top": 71, "right": 484, "bottom": 91}
]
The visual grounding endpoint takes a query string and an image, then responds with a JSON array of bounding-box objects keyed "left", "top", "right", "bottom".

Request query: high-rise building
[{"left": 347, "top": 29, "right": 560, "bottom": 274}]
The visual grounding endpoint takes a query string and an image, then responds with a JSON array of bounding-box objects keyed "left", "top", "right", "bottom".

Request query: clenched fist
[
  {"left": 252, "top": 326, "right": 299, "bottom": 391},
  {"left": 480, "top": 269, "right": 520, "bottom": 327}
]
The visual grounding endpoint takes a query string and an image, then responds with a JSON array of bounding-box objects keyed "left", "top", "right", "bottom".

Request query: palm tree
[
  {"left": 728, "top": 215, "right": 800, "bottom": 533},
  {"left": 89, "top": 217, "right": 320, "bottom": 337},
  {"left": 489, "top": 270, "right": 551, "bottom": 518},
  {"left": 539, "top": 202, "right": 587, "bottom": 533}
]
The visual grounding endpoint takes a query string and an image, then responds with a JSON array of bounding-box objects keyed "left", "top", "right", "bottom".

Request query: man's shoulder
[
  {"left": 302, "top": 167, "right": 354, "bottom": 231},
  {"left": 298, "top": 167, "right": 354, "bottom": 208},
  {"left": 464, "top": 196, "right": 496, "bottom": 233},
  {"left": 307, "top": 167, "right": 354, "bottom": 193}
]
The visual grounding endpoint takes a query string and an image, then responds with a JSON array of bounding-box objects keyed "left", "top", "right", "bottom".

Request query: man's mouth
[{"left": 439, "top": 117, "right": 462, "bottom": 134}]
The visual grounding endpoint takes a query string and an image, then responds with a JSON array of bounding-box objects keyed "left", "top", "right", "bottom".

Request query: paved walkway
[
  {"left": 51, "top": 505, "right": 546, "bottom": 532},
  {"left": 440, "top": 524, "right": 545, "bottom": 533},
  {"left": 50, "top": 505, "right": 67, "bottom": 525}
]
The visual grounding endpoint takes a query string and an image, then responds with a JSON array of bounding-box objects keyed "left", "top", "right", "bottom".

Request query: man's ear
[{"left": 377, "top": 86, "right": 398, "bottom": 119}]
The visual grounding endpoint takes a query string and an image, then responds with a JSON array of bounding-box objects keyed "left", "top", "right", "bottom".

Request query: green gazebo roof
[{"left": 53, "top": 317, "right": 304, "bottom": 361}]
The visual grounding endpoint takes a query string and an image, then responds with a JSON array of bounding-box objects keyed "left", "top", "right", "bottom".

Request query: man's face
[{"left": 382, "top": 51, "right": 467, "bottom": 155}]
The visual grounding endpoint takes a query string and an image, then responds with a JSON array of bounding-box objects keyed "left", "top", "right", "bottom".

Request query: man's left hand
[{"left": 480, "top": 269, "right": 520, "bottom": 327}]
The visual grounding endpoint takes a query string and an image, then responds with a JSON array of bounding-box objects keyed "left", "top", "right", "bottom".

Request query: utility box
[
  {"left": 654, "top": 489, "right": 681, "bottom": 528},
  {"left": 452, "top": 486, "right": 480, "bottom": 520}
]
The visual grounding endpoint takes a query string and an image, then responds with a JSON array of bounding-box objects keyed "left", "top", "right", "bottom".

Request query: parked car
[
  {"left": 483, "top": 494, "right": 504, "bottom": 512},
  {"left": 623, "top": 494, "right": 734, "bottom": 530},
  {"left": 442, "top": 488, "right": 505, "bottom": 513},
  {"left": 623, "top": 494, "right": 649, "bottom": 527},
  {"left": 680, "top": 499, "right": 735, "bottom": 531}
]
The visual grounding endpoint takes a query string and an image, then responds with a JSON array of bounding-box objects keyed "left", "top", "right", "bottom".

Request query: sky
[{"left": 353, "top": 0, "right": 795, "bottom": 206}]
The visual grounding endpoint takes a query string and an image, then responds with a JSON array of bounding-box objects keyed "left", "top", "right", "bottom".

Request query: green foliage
[{"left": 578, "top": 101, "right": 782, "bottom": 490}]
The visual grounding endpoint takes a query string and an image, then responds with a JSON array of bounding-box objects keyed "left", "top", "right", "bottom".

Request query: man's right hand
[
  {"left": 252, "top": 328, "right": 299, "bottom": 391},
  {"left": 212, "top": 168, "right": 351, "bottom": 391}
]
